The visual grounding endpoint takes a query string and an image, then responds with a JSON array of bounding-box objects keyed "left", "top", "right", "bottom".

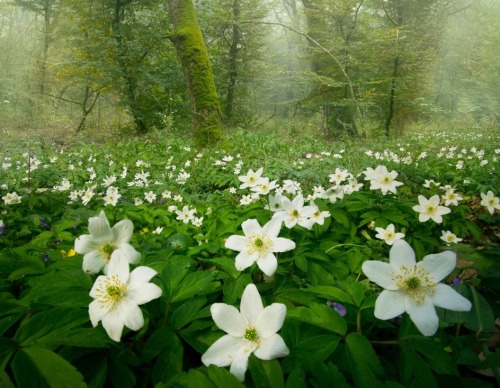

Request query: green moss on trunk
[{"left": 168, "top": 0, "right": 224, "bottom": 146}]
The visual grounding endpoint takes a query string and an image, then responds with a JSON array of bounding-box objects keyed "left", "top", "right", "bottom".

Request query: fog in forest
[{"left": 0, "top": 0, "right": 498, "bottom": 140}]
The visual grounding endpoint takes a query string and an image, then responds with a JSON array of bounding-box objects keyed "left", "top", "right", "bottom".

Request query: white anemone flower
[
  {"left": 374, "top": 224, "right": 405, "bottom": 245},
  {"left": 89, "top": 257, "right": 162, "bottom": 342},
  {"left": 480, "top": 191, "right": 500, "bottom": 215},
  {"left": 272, "top": 194, "right": 317, "bottom": 229},
  {"left": 440, "top": 230, "right": 462, "bottom": 245},
  {"left": 75, "top": 211, "right": 141, "bottom": 274},
  {"left": 225, "top": 218, "right": 295, "bottom": 276},
  {"left": 201, "top": 284, "right": 289, "bottom": 382},
  {"left": 238, "top": 168, "right": 264, "bottom": 189},
  {"left": 412, "top": 195, "right": 451, "bottom": 223},
  {"left": 362, "top": 240, "right": 472, "bottom": 336},
  {"left": 369, "top": 165, "right": 403, "bottom": 195}
]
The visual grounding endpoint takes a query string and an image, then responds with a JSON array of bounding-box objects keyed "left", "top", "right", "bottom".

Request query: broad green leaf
[
  {"left": 171, "top": 297, "right": 210, "bottom": 330},
  {"left": 407, "top": 340, "right": 458, "bottom": 376},
  {"left": 12, "top": 347, "right": 86, "bottom": 388},
  {"left": 287, "top": 304, "right": 347, "bottom": 335},
  {"left": 400, "top": 347, "right": 438, "bottom": 388},
  {"left": 152, "top": 331, "right": 183, "bottom": 384},
  {"left": 249, "top": 356, "right": 284, "bottom": 388},
  {"left": 170, "top": 270, "right": 220, "bottom": 303},
  {"left": 222, "top": 273, "right": 252, "bottom": 305},
  {"left": 15, "top": 307, "right": 89, "bottom": 346},
  {"left": 345, "top": 332, "right": 383, "bottom": 388},
  {"left": 304, "top": 286, "right": 354, "bottom": 305}
]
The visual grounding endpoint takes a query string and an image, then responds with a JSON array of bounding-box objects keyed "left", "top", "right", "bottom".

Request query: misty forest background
[{"left": 0, "top": 0, "right": 498, "bottom": 143}]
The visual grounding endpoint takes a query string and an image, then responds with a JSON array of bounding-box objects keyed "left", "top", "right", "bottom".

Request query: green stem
[
  {"left": 357, "top": 308, "right": 362, "bottom": 334},
  {"left": 325, "top": 243, "right": 365, "bottom": 254}
]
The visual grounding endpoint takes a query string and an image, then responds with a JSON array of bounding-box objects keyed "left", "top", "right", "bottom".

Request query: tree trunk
[
  {"left": 112, "top": 1, "right": 147, "bottom": 134},
  {"left": 167, "top": 0, "right": 224, "bottom": 146},
  {"left": 225, "top": 0, "right": 240, "bottom": 120}
]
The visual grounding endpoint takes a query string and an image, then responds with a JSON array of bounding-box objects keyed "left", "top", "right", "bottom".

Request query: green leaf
[
  {"left": 249, "top": 356, "right": 284, "bottom": 388},
  {"left": 170, "top": 270, "right": 220, "bottom": 303},
  {"left": 15, "top": 307, "right": 89, "bottom": 346},
  {"left": 287, "top": 304, "right": 347, "bottom": 335},
  {"left": 407, "top": 340, "right": 458, "bottom": 375},
  {"left": 400, "top": 347, "right": 438, "bottom": 388},
  {"left": 222, "top": 274, "right": 252, "bottom": 305},
  {"left": 152, "top": 331, "right": 183, "bottom": 384},
  {"left": 304, "top": 286, "right": 353, "bottom": 305},
  {"left": 11, "top": 347, "right": 86, "bottom": 388},
  {"left": 345, "top": 332, "right": 383, "bottom": 388},
  {"left": 171, "top": 297, "right": 210, "bottom": 331}
]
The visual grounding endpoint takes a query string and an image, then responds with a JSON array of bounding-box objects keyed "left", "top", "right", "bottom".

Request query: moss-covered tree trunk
[{"left": 167, "top": 0, "right": 224, "bottom": 146}]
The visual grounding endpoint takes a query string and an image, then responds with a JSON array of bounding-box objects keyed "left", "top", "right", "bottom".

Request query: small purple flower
[
  {"left": 40, "top": 217, "right": 48, "bottom": 228},
  {"left": 327, "top": 300, "right": 347, "bottom": 316},
  {"left": 0, "top": 221, "right": 5, "bottom": 236},
  {"left": 452, "top": 277, "right": 461, "bottom": 285},
  {"left": 42, "top": 253, "right": 50, "bottom": 263}
]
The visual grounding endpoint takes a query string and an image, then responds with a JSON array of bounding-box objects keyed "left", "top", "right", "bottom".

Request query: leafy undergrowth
[{"left": 1, "top": 126, "right": 499, "bottom": 387}]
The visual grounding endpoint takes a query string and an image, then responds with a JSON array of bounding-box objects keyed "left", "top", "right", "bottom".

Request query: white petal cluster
[
  {"left": 202, "top": 284, "right": 289, "bottom": 382},
  {"left": 362, "top": 240, "right": 472, "bottom": 336},
  {"left": 225, "top": 218, "right": 295, "bottom": 276}
]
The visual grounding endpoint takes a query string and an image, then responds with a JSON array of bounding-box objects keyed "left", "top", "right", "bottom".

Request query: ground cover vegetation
[{"left": 1, "top": 125, "right": 499, "bottom": 387}]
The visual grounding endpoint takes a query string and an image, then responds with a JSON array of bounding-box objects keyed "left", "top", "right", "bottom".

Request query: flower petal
[
  {"left": 225, "top": 235, "right": 247, "bottom": 252},
  {"left": 82, "top": 251, "right": 107, "bottom": 274},
  {"left": 88, "top": 300, "right": 108, "bottom": 327},
  {"left": 112, "top": 219, "right": 134, "bottom": 244},
  {"left": 88, "top": 212, "right": 113, "bottom": 243},
  {"left": 374, "top": 290, "right": 406, "bottom": 319},
  {"left": 271, "top": 237, "right": 296, "bottom": 253},
  {"left": 74, "top": 234, "right": 100, "bottom": 254},
  {"left": 240, "top": 284, "right": 264, "bottom": 326},
  {"left": 432, "top": 284, "right": 472, "bottom": 312},
  {"left": 256, "top": 253, "right": 278, "bottom": 277},
  {"left": 235, "top": 251, "right": 257, "bottom": 272},
  {"left": 254, "top": 334, "right": 289, "bottom": 360},
  {"left": 262, "top": 218, "right": 282, "bottom": 238},
  {"left": 118, "top": 299, "right": 144, "bottom": 331},
  {"left": 389, "top": 240, "right": 416, "bottom": 267},
  {"left": 405, "top": 297, "right": 439, "bottom": 336},
  {"left": 419, "top": 251, "right": 456, "bottom": 283},
  {"left": 202, "top": 335, "right": 246, "bottom": 368},
  {"left": 127, "top": 283, "right": 162, "bottom": 305},
  {"left": 211, "top": 304, "right": 247, "bottom": 336},
  {"left": 101, "top": 310, "right": 125, "bottom": 341},
  {"left": 256, "top": 303, "right": 286, "bottom": 338},
  {"left": 115, "top": 244, "right": 141, "bottom": 264},
  {"left": 241, "top": 219, "right": 262, "bottom": 236},
  {"left": 230, "top": 352, "right": 251, "bottom": 382},
  {"left": 129, "top": 266, "right": 157, "bottom": 284},
  {"left": 107, "top": 254, "right": 130, "bottom": 281},
  {"left": 361, "top": 261, "right": 398, "bottom": 290}
]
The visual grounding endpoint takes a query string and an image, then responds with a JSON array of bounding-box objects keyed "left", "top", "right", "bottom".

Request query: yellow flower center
[
  {"left": 424, "top": 203, "right": 437, "bottom": 215},
  {"left": 247, "top": 233, "right": 272, "bottom": 257},
  {"left": 489, "top": 199, "right": 496, "bottom": 206},
  {"left": 99, "top": 243, "right": 116, "bottom": 262},
  {"left": 446, "top": 234, "right": 455, "bottom": 242},
  {"left": 244, "top": 327, "right": 259, "bottom": 342},
  {"left": 394, "top": 265, "right": 435, "bottom": 303},
  {"left": 383, "top": 175, "right": 392, "bottom": 183},
  {"left": 95, "top": 274, "right": 127, "bottom": 308}
]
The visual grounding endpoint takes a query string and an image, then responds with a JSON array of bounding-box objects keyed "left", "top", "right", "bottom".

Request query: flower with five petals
[
  {"left": 201, "top": 284, "right": 289, "bottom": 381},
  {"left": 89, "top": 256, "right": 162, "bottom": 341},
  {"left": 75, "top": 211, "right": 140, "bottom": 274},
  {"left": 225, "top": 218, "right": 295, "bottom": 276},
  {"left": 362, "top": 240, "right": 472, "bottom": 336}
]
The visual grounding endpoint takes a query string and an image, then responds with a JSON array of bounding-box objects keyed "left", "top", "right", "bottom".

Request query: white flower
[
  {"left": 329, "top": 168, "right": 350, "bottom": 185},
  {"left": 374, "top": 224, "right": 405, "bottom": 245},
  {"left": 441, "top": 189, "right": 462, "bottom": 207},
  {"left": 310, "top": 206, "right": 331, "bottom": 226},
  {"left": 191, "top": 217, "right": 204, "bottom": 227},
  {"left": 2, "top": 192, "right": 21, "bottom": 205},
  {"left": 176, "top": 205, "right": 196, "bottom": 224},
  {"left": 440, "top": 230, "right": 462, "bottom": 245},
  {"left": 238, "top": 168, "right": 264, "bottom": 189},
  {"left": 152, "top": 227, "right": 164, "bottom": 235},
  {"left": 321, "top": 186, "right": 344, "bottom": 204},
  {"left": 74, "top": 211, "right": 141, "bottom": 274},
  {"left": 362, "top": 240, "right": 472, "bottom": 336},
  {"left": 103, "top": 187, "right": 121, "bottom": 207},
  {"left": 272, "top": 194, "right": 316, "bottom": 229},
  {"left": 201, "top": 284, "right": 289, "bottom": 382},
  {"left": 251, "top": 177, "right": 278, "bottom": 196},
  {"left": 369, "top": 165, "right": 403, "bottom": 195},
  {"left": 480, "top": 191, "right": 500, "bottom": 215},
  {"left": 412, "top": 195, "right": 451, "bottom": 223},
  {"left": 144, "top": 191, "right": 157, "bottom": 203},
  {"left": 89, "top": 257, "right": 162, "bottom": 341},
  {"left": 81, "top": 189, "right": 94, "bottom": 206},
  {"left": 225, "top": 218, "right": 295, "bottom": 276}
]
